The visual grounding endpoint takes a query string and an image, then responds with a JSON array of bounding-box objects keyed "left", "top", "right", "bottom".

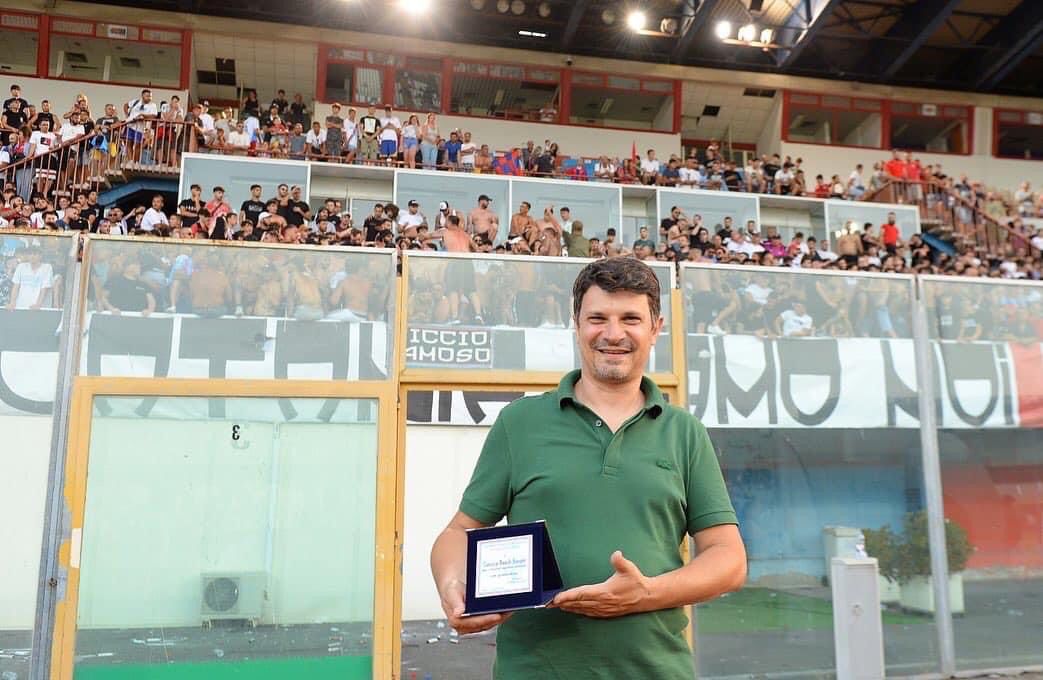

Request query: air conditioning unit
[{"left": 200, "top": 572, "right": 267, "bottom": 628}]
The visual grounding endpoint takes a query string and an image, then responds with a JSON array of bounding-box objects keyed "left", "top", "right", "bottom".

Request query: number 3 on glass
[{"left": 232, "top": 424, "right": 241, "bottom": 441}]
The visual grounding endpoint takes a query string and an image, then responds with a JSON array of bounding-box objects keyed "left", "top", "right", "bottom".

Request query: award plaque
[{"left": 463, "top": 520, "right": 563, "bottom": 616}]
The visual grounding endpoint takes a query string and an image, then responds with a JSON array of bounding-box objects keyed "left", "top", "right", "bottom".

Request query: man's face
[
  {"left": 479, "top": 198, "right": 489, "bottom": 209},
  {"left": 236, "top": 122, "right": 244, "bottom": 132},
  {"left": 888, "top": 213, "right": 896, "bottom": 224},
  {"left": 291, "top": 187, "right": 301, "bottom": 199},
  {"left": 640, "top": 227, "right": 648, "bottom": 238},
  {"left": 575, "top": 286, "right": 662, "bottom": 385},
  {"left": 278, "top": 185, "right": 288, "bottom": 197},
  {"left": 142, "top": 91, "right": 152, "bottom": 103},
  {"left": 152, "top": 196, "right": 163, "bottom": 209},
  {"left": 519, "top": 203, "right": 529, "bottom": 215},
  {"left": 409, "top": 204, "right": 418, "bottom": 214}
]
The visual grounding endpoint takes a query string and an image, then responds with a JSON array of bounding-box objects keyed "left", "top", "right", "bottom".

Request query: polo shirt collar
[{"left": 556, "top": 369, "right": 665, "bottom": 418}]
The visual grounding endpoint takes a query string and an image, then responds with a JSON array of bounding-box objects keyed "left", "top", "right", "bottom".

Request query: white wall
[
  {"left": 401, "top": 425, "right": 491, "bottom": 622},
  {"left": 77, "top": 418, "right": 377, "bottom": 629},
  {"left": 312, "top": 103, "right": 681, "bottom": 160},
  {"left": 0, "top": 414, "right": 52, "bottom": 629},
  {"left": 766, "top": 105, "right": 1043, "bottom": 194},
  {"left": 756, "top": 94, "right": 783, "bottom": 158},
  {"left": 0, "top": 74, "right": 186, "bottom": 116}
]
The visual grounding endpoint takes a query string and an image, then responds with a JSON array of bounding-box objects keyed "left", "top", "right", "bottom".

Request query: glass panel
[
  {"left": 49, "top": 34, "right": 181, "bottom": 88},
  {"left": 394, "top": 68, "right": 441, "bottom": 111},
  {"left": 403, "top": 253, "right": 673, "bottom": 373},
  {"left": 996, "top": 122, "right": 1043, "bottom": 160},
  {"left": 621, "top": 192, "right": 657, "bottom": 248},
  {"left": 682, "top": 265, "right": 936, "bottom": 677},
  {"left": 325, "top": 63, "right": 354, "bottom": 105},
  {"left": 826, "top": 201, "right": 919, "bottom": 246},
  {"left": 394, "top": 170, "right": 510, "bottom": 243},
  {"left": 569, "top": 86, "right": 673, "bottom": 132},
  {"left": 890, "top": 116, "right": 968, "bottom": 154},
  {"left": 921, "top": 277, "right": 1043, "bottom": 671},
  {"left": 0, "top": 27, "right": 38, "bottom": 74},
  {"left": 179, "top": 155, "right": 311, "bottom": 224},
  {"left": 760, "top": 196, "right": 827, "bottom": 246},
  {"left": 74, "top": 396, "right": 379, "bottom": 679},
  {"left": 354, "top": 66, "right": 383, "bottom": 106},
  {"left": 510, "top": 177, "right": 621, "bottom": 244},
  {"left": 658, "top": 189, "right": 758, "bottom": 243},
  {"left": 787, "top": 105, "right": 831, "bottom": 144},
  {"left": 0, "top": 233, "right": 72, "bottom": 679},
  {"left": 80, "top": 238, "right": 395, "bottom": 379},
  {"left": 450, "top": 74, "right": 557, "bottom": 121},
  {"left": 836, "top": 110, "right": 882, "bottom": 148}
]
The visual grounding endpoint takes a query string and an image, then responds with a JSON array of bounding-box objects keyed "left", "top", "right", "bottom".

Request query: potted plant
[
  {"left": 895, "top": 511, "right": 972, "bottom": 615},
  {"left": 862, "top": 525, "right": 902, "bottom": 604}
]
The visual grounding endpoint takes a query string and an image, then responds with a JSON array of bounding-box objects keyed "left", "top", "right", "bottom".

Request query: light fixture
[
  {"left": 470, "top": 0, "right": 486, "bottom": 9},
  {"left": 496, "top": 0, "right": 510, "bottom": 13},
  {"left": 518, "top": 29, "right": 547, "bottom": 37},
  {"left": 626, "top": 10, "right": 647, "bottom": 31},
  {"left": 537, "top": 1, "right": 551, "bottom": 18},
  {"left": 660, "top": 17, "right": 679, "bottom": 35},
  {"left": 759, "top": 28, "right": 773, "bottom": 43},
  {"left": 737, "top": 23, "right": 756, "bottom": 42},
  {"left": 510, "top": 0, "right": 525, "bottom": 15},
  {"left": 601, "top": 8, "right": 617, "bottom": 24},
  {"left": 398, "top": 0, "right": 433, "bottom": 11},
  {"left": 715, "top": 21, "right": 731, "bottom": 39}
]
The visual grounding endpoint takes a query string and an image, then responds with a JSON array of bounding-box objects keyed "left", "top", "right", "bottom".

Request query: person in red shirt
[
  {"left": 903, "top": 152, "right": 923, "bottom": 201},
  {"left": 813, "top": 174, "right": 831, "bottom": 198},
  {"left": 880, "top": 211, "right": 901, "bottom": 254},
  {"left": 884, "top": 150, "right": 907, "bottom": 180}
]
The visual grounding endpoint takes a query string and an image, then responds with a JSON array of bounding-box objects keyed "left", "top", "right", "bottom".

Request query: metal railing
[
  {"left": 1, "top": 119, "right": 196, "bottom": 203},
  {"left": 863, "top": 178, "right": 1039, "bottom": 255}
]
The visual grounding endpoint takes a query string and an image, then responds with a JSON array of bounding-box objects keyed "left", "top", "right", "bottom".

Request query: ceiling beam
[
  {"left": 774, "top": 0, "right": 844, "bottom": 70},
  {"left": 974, "top": 2, "right": 1043, "bottom": 89},
  {"left": 945, "top": 0, "right": 1043, "bottom": 88},
  {"left": 559, "top": 0, "right": 590, "bottom": 50},
  {"left": 670, "top": 0, "right": 718, "bottom": 62},
  {"left": 878, "top": 0, "right": 962, "bottom": 78}
]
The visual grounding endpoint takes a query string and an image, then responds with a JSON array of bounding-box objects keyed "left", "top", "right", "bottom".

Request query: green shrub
[{"left": 866, "top": 512, "right": 972, "bottom": 583}]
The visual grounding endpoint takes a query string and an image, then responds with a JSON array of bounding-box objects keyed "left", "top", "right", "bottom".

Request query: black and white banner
[
  {"left": 0, "top": 310, "right": 389, "bottom": 419},
  {"left": 403, "top": 335, "right": 1043, "bottom": 429},
  {"left": 403, "top": 324, "right": 671, "bottom": 373}
]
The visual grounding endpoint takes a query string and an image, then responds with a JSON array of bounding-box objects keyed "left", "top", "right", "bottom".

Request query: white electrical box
[{"left": 831, "top": 557, "right": 885, "bottom": 680}]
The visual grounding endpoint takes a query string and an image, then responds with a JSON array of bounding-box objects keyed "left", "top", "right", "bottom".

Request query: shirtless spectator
[
  {"left": 533, "top": 206, "right": 562, "bottom": 256},
  {"left": 288, "top": 256, "right": 324, "bottom": 320},
  {"left": 328, "top": 259, "right": 373, "bottom": 322},
  {"left": 468, "top": 193, "right": 499, "bottom": 242},
  {"left": 836, "top": 224, "right": 863, "bottom": 264},
  {"left": 188, "top": 252, "right": 232, "bottom": 317},
  {"left": 434, "top": 214, "right": 476, "bottom": 253},
  {"left": 509, "top": 201, "right": 538, "bottom": 244}
]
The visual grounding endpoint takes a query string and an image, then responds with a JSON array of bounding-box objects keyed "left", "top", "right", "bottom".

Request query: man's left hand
[{"left": 549, "top": 551, "right": 652, "bottom": 618}]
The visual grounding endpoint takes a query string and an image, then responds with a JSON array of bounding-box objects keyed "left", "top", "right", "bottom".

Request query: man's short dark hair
[
  {"left": 251, "top": 184, "right": 262, "bottom": 190},
  {"left": 572, "top": 257, "right": 661, "bottom": 322}
]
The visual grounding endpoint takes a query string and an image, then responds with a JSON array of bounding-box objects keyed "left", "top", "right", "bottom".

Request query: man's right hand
[{"left": 439, "top": 578, "right": 511, "bottom": 635}]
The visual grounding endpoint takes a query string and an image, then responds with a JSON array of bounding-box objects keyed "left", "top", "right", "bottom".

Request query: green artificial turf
[
  {"left": 695, "top": 588, "right": 926, "bottom": 633},
  {"left": 75, "top": 655, "right": 372, "bottom": 680}
]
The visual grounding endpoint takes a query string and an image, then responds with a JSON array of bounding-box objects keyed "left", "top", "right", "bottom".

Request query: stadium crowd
[{"left": 1, "top": 82, "right": 1042, "bottom": 286}]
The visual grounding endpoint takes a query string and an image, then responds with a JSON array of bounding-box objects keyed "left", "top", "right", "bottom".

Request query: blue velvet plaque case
[{"left": 463, "top": 520, "right": 563, "bottom": 616}]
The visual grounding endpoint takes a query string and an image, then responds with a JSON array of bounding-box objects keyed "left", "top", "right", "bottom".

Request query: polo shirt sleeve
[
  {"left": 686, "top": 420, "right": 738, "bottom": 535},
  {"left": 458, "top": 415, "right": 512, "bottom": 525}
]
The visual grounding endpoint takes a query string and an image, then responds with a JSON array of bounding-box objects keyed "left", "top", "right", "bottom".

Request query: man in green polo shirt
[{"left": 430, "top": 257, "right": 745, "bottom": 679}]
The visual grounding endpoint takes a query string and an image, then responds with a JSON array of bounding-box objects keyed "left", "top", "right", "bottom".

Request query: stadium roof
[{"left": 105, "top": 0, "right": 1043, "bottom": 97}]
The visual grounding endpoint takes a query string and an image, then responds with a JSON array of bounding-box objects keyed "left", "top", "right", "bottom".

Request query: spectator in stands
[
  {"left": 593, "top": 155, "right": 615, "bottom": 181},
  {"left": 444, "top": 130, "right": 462, "bottom": 170},
  {"left": 562, "top": 219, "right": 589, "bottom": 257},
  {"left": 354, "top": 105, "right": 378, "bottom": 164},
  {"left": 379, "top": 105, "right": 402, "bottom": 165},
  {"left": 459, "top": 131, "right": 477, "bottom": 171},
  {"left": 228, "top": 120, "right": 250, "bottom": 151},
  {"left": 475, "top": 144, "right": 493, "bottom": 173},
  {"left": 124, "top": 89, "right": 157, "bottom": 164},
  {"left": 639, "top": 149, "right": 660, "bottom": 185}
]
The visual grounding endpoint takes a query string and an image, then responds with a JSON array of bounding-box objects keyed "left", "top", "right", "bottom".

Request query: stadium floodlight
[
  {"left": 626, "top": 10, "right": 647, "bottom": 31},
  {"left": 398, "top": 0, "right": 433, "bottom": 11},
  {"left": 737, "top": 23, "right": 757, "bottom": 42},
  {"left": 759, "top": 28, "right": 774, "bottom": 44},
  {"left": 715, "top": 21, "right": 731, "bottom": 40}
]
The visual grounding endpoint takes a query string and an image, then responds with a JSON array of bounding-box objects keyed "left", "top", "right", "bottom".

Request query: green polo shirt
[{"left": 459, "top": 370, "right": 737, "bottom": 680}]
